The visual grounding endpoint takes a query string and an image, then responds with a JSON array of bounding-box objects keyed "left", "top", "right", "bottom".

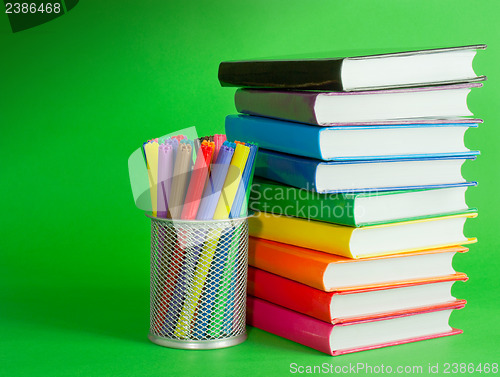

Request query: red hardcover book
[{"left": 248, "top": 267, "right": 467, "bottom": 324}]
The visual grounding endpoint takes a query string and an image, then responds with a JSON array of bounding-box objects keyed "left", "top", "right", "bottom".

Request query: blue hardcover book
[
  {"left": 226, "top": 114, "right": 481, "bottom": 161},
  {"left": 255, "top": 149, "right": 478, "bottom": 193}
]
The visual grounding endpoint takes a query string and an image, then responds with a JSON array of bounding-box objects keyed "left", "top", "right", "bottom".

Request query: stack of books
[{"left": 219, "top": 45, "right": 486, "bottom": 356}]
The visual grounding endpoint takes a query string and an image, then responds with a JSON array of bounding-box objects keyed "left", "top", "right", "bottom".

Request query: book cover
[
  {"left": 249, "top": 212, "right": 476, "bottom": 258},
  {"left": 249, "top": 178, "right": 477, "bottom": 227},
  {"left": 255, "top": 148, "right": 478, "bottom": 193},
  {"left": 225, "top": 114, "right": 478, "bottom": 161},
  {"left": 248, "top": 266, "right": 467, "bottom": 324},
  {"left": 219, "top": 45, "right": 486, "bottom": 91},
  {"left": 247, "top": 296, "right": 464, "bottom": 356},
  {"left": 235, "top": 83, "right": 482, "bottom": 125},
  {"left": 248, "top": 237, "right": 468, "bottom": 291}
]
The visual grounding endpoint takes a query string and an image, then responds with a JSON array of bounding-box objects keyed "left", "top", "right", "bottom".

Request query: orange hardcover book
[{"left": 248, "top": 237, "right": 468, "bottom": 291}]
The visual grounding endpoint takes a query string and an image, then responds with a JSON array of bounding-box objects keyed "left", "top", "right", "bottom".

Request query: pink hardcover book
[{"left": 247, "top": 296, "right": 464, "bottom": 356}]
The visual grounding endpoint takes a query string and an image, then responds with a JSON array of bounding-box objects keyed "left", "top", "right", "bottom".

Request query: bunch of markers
[
  {"left": 143, "top": 134, "right": 258, "bottom": 220},
  {"left": 143, "top": 134, "right": 258, "bottom": 343}
]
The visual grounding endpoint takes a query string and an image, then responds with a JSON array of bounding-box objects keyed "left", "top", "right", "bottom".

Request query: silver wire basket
[{"left": 147, "top": 215, "right": 249, "bottom": 349}]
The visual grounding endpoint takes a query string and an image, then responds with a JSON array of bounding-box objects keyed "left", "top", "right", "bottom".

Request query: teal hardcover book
[{"left": 225, "top": 114, "right": 480, "bottom": 161}]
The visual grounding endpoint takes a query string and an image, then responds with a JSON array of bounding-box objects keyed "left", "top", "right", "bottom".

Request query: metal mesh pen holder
[{"left": 148, "top": 215, "right": 249, "bottom": 349}]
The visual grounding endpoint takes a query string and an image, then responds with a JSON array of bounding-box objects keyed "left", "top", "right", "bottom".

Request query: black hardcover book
[{"left": 218, "top": 45, "right": 486, "bottom": 91}]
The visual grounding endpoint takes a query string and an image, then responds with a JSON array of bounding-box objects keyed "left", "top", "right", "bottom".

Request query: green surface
[{"left": 1, "top": 1, "right": 499, "bottom": 376}]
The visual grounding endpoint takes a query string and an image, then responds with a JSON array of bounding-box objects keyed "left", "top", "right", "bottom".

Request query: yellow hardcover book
[
  {"left": 144, "top": 141, "right": 159, "bottom": 217},
  {"left": 213, "top": 143, "right": 250, "bottom": 219},
  {"left": 249, "top": 212, "right": 477, "bottom": 259}
]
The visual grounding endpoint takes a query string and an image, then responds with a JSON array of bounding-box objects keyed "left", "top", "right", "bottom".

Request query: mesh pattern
[{"left": 150, "top": 217, "right": 248, "bottom": 343}]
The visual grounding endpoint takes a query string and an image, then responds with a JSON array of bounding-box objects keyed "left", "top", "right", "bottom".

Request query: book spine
[
  {"left": 225, "top": 115, "right": 325, "bottom": 160},
  {"left": 254, "top": 149, "right": 320, "bottom": 191},
  {"left": 248, "top": 267, "right": 333, "bottom": 322},
  {"left": 249, "top": 180, "right": 357, "bottom": 226},
  {"left": 235, "top": 89, "right": 321, "bottom": 125},
  {"left": 248, "top": 237, "right": 331, "bottom": 290},
  {"left": 246, "top": 296, "right": 334, "bottom": 355},
  {"left": 219, "top": 59, "right": 344, "bottom": 90}
]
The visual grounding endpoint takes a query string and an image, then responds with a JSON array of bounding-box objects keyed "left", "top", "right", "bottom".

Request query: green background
[{"left": 1, "top": 1, "right": 499, "bottom": 376}]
